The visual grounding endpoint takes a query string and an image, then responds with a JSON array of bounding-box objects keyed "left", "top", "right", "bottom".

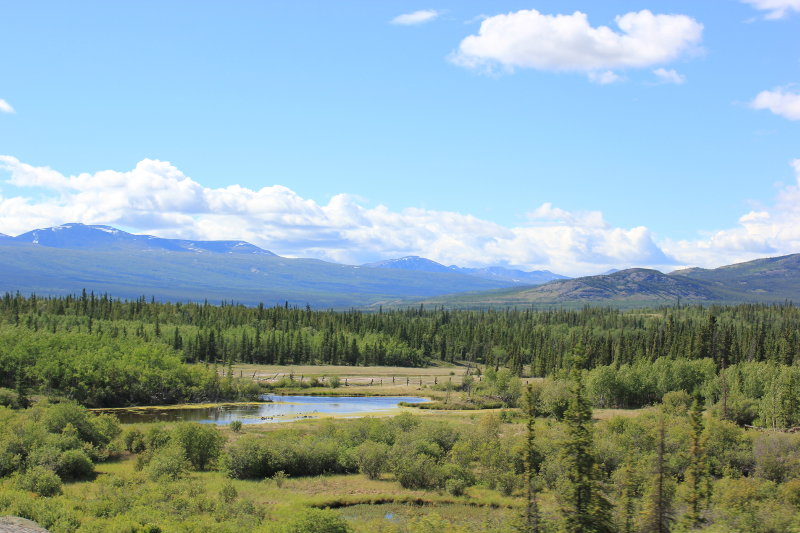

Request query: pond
[{"left": 98, "top": 395, "right": 430, "bottom": 425}]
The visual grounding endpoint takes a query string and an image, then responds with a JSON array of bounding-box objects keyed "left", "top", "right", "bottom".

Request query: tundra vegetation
[{"left": 1, "top": 293, "right": 800, "bottom": 531}]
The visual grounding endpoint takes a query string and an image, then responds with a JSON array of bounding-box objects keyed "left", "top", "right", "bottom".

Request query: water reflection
[{"left": 99, "top": 395, "right": 429, "bottom": 425}]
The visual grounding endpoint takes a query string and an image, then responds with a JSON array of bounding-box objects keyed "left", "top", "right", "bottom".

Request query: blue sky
[{"left": 1, "top": 1, "right": 799, "bottom": 275}]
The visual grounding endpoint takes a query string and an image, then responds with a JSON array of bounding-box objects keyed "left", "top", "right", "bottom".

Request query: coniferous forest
[{"left": 2, "top": 292, "right": 800, "bottom": 531}]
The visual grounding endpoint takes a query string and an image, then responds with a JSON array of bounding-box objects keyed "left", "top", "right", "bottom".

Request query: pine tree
[
  {"left": 683, "top": 399, "right": 710, "bottom": 529},
  {"left": 640, "top": 415, "right": 674, "bottom": 533},
  {"left": 521, "top": 384, "right": 542, "bottom": 533},
  {"left": 559, "top": 373, "right": 614, "bottom": 533},
  {"left": 616, "top": 462, "right": 637, "bottom": 533}
]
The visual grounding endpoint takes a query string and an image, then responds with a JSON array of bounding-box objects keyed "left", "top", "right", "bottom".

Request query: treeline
[
  {"left": 0, "top": 327, "right": 260, "bottom": 407},
  {"left": 2, "top": 292, "right": 799, "bottom": 373}
]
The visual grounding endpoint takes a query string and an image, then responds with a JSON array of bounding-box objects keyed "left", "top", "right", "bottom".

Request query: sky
[{"left": 0, "top": 0, "right": 799, "bottom": 276}]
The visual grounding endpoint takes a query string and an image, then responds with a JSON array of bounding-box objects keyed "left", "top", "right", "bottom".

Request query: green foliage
[
  {"left": 55, "top": 448, "right": 95, "bottom": 481},
  {"left": 279, "top": 508, "right": 352, "bottom": 533},
  {"left": 229, "top": 420, "right": 243, "bottom": 433},
  {"left": 353, "top": 440, "right": 389, "bottom": 480},
  {"left": 558, "top": 376, "right": 614, "bottom": 533},
  {"left": 124, "top": 428, "right": 147, "bottom": 453},
  {"left": 143, "top": 444, "right": 190, "bottom": 481},
  {"left": 17, "top": 465, "right": 62, "bottom": 496},
  {"left": 170, "top": 422, "right": 224, "bottom": 471}
]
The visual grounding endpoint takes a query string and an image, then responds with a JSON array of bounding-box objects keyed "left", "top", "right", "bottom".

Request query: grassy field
[{"left": 228, "top": 362, "right": 545, "bottom": 399}]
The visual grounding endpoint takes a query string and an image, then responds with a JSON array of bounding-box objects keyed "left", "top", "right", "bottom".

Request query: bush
[
  {"left": 661, "top": 390, "right": 693, "bottom": 415},
  {"left": 353, "top": 441, "right": 389, "bottom": 480},
  {"left": 280, "top": 508, "right": 352, "bottom": 533},
  {"left": 145, "top": 444, "right": 190, "bottom": 481},
  {"left": 171, "top": 422, "right": 224, "bottom": 471},
  {"left": 393, "top": 452, "right": 442, "bottom": 490},
  {"left": 445, "top": 477, "right": 468, "bottom": 496},
  {"left": 225, "top": 437, "right": 272, "bottom": 479},
  {"left": 124, "top": 428, "right": 147, "bottom": 453},
  {"left": 56, "top": 449, "right": 95, "bottom": 481},
  {"left": 230, "top": 420, "right": 243, "bottom": 433},
  {"left": 18, "top": 466, "right": 63, "bottom": 496},
  {"left": 753, "top": 432, "right": 800, "bottom": 483}
]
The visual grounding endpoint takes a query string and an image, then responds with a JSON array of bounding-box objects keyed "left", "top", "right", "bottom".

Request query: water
[{"left": 99, "top": 395, "right": 429, "bottom": 425}]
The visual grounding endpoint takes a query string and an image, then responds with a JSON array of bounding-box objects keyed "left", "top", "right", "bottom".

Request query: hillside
[
  {"left": 422, "top": 254, "right": 800, "bottom": 308},
  {"left": 363, "top": 255, "right": 568, "bottom": 285},
  {"left": 12, "top": 223, "right": 276, "bottom": 255},
  {"left": 0, "top": 244, "right": 514, "bottom": 308}
]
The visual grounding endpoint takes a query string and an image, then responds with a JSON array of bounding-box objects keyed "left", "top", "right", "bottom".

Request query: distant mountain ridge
[
  {"left": 362, "top": 255, "right": 568, "bottom": 285},
  {"left": 422, "top": 254, "right": 800, "bottom": 308},
  {"left": 0, "top": 224, "right": 517, "bottom": 308},
  {"left": 12, "top": 223, "right": 276, "bottom": 255}
]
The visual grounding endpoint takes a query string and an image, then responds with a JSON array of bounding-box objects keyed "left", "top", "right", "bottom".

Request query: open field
[{"left": 228, "top": 363, "right": 546, "bottom": 399}]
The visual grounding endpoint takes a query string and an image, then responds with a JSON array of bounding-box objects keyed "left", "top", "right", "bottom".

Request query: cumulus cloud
[
  {"left": 0, "top": 155, "right": 682, "bottom": 276},
  {"left": 391, "top": 10, "right": 439, "bottom": 25},
  {"left": 451, "top": 9, "right": 703, "bottom": 81},
  {"left": 3, "top": 156, "right": 800, "bottom": 276},
  {"left": 743, "top": 0, "right": 800, "bottom": 19},
  {"left": 653, "top": 68, "right": 686, "bottom": 84},
  {"left": 663, "top": 159, "right": 800, "bottom": 267},
  {"left": 0, "top": 99, "right": 14, "bottom": 114},
  {"left": 751, "top": 87, "right": 800, "bottom": 120}
]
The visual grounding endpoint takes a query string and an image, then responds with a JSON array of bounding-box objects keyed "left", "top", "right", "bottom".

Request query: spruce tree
[
  {"left": 521, "top": 384, "right": 542, "bottom": 533},
  {"left": 640, "top": 415, "right": 674, "bottom": 533},
  {"left": 559, "top": 373, "right": 614, "bottom": 533},
  {"left": 683, "top": 399, "right": 710, "bottom": 529}
]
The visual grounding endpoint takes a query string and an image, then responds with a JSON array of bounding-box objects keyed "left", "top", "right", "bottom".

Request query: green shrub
[
  {"left": 280, "top": 508, "right": 352, "bottom": 533},
  {"left": 18, "top": 466, "right": 63, "bottom": 496},
  {"left": 56, "top": 448, "right": 95, "bottom": 481},
  {"left": 124, "top": 428, "right": 147, "bottom": 453},
  {"left": 229, "top": 420, "right": 243, "bottom": 433},
  {"left": 145, "top": 444, "right": 190, "bottom": 481},
  {"left": 171, "top": 422, "right": 224, "bottom": 470},
  {"left": 353, "top": 440, "right": 389, "bottom": 480}
]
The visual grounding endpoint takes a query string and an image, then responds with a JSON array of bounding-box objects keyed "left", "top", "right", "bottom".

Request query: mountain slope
[
  {"left": 670, "top": 253, "right": 800, "bottom": 301},
  {"left": 0, "top": 244, "right": 515, "bottom": 308},
  {"left": 363, "top": 256, "right": 568, "bottom": 285},
  {"left": 362, "top": 256, "right": 453, "bottom": 273},
  {"left": 422, "top": 254, "right": 800, "bottom": 308},
  {"left": 451, "top": 265, "right": 568, "bottom": 285},
  {"left": 13, "top": 223, "right": 275, "bottom": 255}
]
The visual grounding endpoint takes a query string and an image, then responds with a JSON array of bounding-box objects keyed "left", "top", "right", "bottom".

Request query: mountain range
[
  {"left": 1, "top": 223, "right": 799, "bottom": 309},
  {"left": 423, "top": 254, "right": 800, "bottom": 308},
  {"left": 0, "top": 223, "right": 546, "bottom": 307},
  {"left": 362, "top": 256, "right": 567, "bottom": 284}
]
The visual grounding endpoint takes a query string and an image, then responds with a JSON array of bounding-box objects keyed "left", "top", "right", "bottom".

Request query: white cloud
[
  {"left": 751, "top": 87, "right": 800, "bottom": 120},
  {"left": 0, "top": 99, "right": 14, "bottom": 114},
  {"left": 663, "top": 159, "right": 800, "bottom": 268},
  {"left": 743, "top": 0, "right": 800, "bottom": 19},
  {"left": 0, "top": 155, "right": 679, "bottom": 276},
  {"left": 588, "top": 71, "right": 622, "bottom": 85},
  {"left": 3, "top": 156, "right": 800, "bottom": 277},
  {"left": 451, "top": 9, "right": 703, "bottom": 81},
  {"left": 391, "top": 10, "right": 439, "bottom": 26},
  {"left": 653, "top": 68, "right": 686, "bottom": 84}
]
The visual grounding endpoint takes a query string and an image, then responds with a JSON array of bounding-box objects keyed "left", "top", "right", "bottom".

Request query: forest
[{"left": 1, "top": 292, "right": 800, "bottom": 531}]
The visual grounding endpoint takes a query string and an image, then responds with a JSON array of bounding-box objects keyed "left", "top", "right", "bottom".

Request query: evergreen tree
[
  {"left": 521, "top": 384, "right": 542, "bottom": 533},
  {"left": 640, "top": 415, "right": 674, "bottom": 533},
  {"left": 559, "top": 373, "right": 614, "bottom": 533},
  {"left": 683, "top": 399, "right": 710, "bottom": 529}
]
